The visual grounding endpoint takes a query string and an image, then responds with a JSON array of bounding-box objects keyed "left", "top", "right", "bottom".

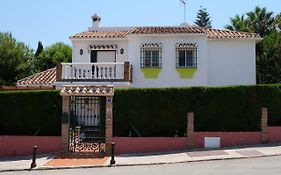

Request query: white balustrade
[{"left": 61, "top": 62, "right": 126, "bottom": 80}]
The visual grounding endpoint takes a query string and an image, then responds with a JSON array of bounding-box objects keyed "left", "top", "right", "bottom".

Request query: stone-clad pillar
[
  {"left": 261, "top": 107, "right": 268, "bottom": 144},
  {"left": 187, "top": 112, "right": 194, "bottom": 149},
  {"left": 105, "top": 96, "right": 113, "bottom": 155},
  {"left": 61, "top": 96, "right": 70, "bottom": 153}
]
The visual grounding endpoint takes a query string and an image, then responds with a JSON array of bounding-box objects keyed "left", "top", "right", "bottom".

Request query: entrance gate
[{"left": 68, "top": 96, "right": 106, "bottom": 153}]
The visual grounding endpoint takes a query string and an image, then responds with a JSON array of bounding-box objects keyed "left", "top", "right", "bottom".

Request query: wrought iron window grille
[
  {"left": 176, "top": 43, "right": 198, "bottom": 68},
  {"left": 140, "top": 43, "right": 162, "bottom": 68}
]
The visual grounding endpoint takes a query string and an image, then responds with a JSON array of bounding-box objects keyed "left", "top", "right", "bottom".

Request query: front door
[{"left": 69, "top": 96, "right": 106, "bottom": 153}]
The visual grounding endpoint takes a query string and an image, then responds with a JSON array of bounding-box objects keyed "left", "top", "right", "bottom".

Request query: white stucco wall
[
  {"left": 128, "top": 34, "right": 208, "bottom": 88},
  {"left": 207, "top": 40, "right": 256, "bottom": 86},
  {"left": 71, "top": 39, "right": 128, "bottom": 63},
  {"left": 69, "top": 36, "right": 257, "bottom": 88}
]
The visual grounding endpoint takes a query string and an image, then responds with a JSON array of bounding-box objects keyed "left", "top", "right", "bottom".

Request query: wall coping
[{"left": 60, "top": 85, "right": 114, "bottom": 96}]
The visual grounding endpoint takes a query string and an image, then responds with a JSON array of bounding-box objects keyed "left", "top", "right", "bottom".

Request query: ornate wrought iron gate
[{"left": 69, "top": 96, "right": 105, "bottom": 153}]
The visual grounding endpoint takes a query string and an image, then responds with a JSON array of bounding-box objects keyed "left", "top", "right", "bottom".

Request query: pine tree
[{"left": 195, "top": 7, "right": 212, "bottom": 28}]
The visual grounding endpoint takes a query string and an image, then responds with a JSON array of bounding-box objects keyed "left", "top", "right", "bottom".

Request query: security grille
[{"left": 69, "top": 96, "right": 105, "bottom": 153}]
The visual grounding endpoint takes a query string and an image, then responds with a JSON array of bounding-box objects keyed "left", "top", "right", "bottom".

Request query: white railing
[{"left": 61, "top": 62, "right": 126, "bottom": 80}]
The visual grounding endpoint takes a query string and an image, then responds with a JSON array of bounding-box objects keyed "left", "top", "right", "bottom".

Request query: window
[
  {"left": 140, "top": 43, "right": 162, "bottom": 68},
  {"left": 176, "top": 43, "right": 197, "bottom": 68}
]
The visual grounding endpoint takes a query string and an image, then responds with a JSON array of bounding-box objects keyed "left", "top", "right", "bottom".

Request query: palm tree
[
  {"left": 246, "top": 6, "right": 274, "bottom": 37},
  {"left": 225, "top": 14, "right": 249, "bottom": 32}
]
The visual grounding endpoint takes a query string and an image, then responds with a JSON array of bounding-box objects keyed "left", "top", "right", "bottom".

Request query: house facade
[
  {"left": 55, "top": 14, "right": 261, "bottom": 89},
  {"left": 15, "top": 14, "right": 263, "bottom": 155}
]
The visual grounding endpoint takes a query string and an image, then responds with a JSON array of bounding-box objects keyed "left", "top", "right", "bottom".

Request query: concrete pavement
[
  {"left": 1, "top": 143, "right": 281, "bottom": 172},
  {"left": 0, "top": 154, "right": 55, "bottom": 172},
  {"left": 2, "top": 156, "right": 281, "bottom": 175}
]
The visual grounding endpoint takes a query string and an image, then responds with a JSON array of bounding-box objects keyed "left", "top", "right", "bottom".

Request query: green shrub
[{"left": 0, "top": 90, "right": 61, "bottom": 136}]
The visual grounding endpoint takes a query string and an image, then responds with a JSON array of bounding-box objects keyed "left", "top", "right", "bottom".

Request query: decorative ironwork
[
  {"left": 68, "top": 96, "right": 105, "bottom": 153},
  {"left": 176, "top": 43, "right": 198, "bottom": 68},
  {"left": 140, "top": 43, "right": 162, "bottom": 68},
  {"left": 89, "top": 44, "right": 118, "bottom": 50}
]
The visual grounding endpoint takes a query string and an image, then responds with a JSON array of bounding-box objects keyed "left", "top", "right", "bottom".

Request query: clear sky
[{"left": 0, "top": 0, "right": 280, "bottom": 50}]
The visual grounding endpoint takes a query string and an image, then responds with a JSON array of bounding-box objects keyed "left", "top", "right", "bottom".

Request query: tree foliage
[
  {"left": 34, "top": 42, "right": 71, "bottom": 72},
  {"left": 225, "top": 6, "right": 281, "bottom": 84},
  {"left": 257, "top": 32, "right": 281, "bottom": 84},
  {"left": 225, "top": 6, "right": 274, "bottom": 37},
  {"left": 194, "top": 7, "right": 212, "bottom": 28},
  {"left": 274, "top": 13, "right": 281, "bottom": 31},
  {"left": 35, "top": 41, "right": 44, "bottom": 57},
  {"left": 0, "top": 32, "right": 72, "bottom": 85},
  {"left": 225, "top": 15, "right": 249, "bottom": 32},
  {"left": 246, "top": 6, "right": 274, "bottom": 37},
  {"left": 0, "top": 32, "right": 34, "bottom": 85}
]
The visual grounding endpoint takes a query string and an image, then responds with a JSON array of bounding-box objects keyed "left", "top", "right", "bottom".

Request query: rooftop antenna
[{"left": 179, "top": 0, "right": 187, "bottom": 23}]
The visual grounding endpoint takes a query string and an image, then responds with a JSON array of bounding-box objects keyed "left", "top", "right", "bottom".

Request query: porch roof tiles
[{"left": 17, "top": 67, "right": 56, "bottom": 86}]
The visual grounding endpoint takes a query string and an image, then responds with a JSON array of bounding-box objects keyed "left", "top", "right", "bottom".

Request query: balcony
[{"left": 56, "top": 62, "right": 132, "bottom": 82}]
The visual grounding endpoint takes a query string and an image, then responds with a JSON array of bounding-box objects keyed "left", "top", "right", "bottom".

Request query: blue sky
[{"left": 0, "top": 0, "right": 280, "bottom": 50}]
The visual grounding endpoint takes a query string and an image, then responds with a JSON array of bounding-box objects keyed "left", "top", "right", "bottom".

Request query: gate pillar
[
  {"left": 105, "top": 96, "right": 113, "bottom": 155},
  {"left": 61, "top": 96, "right": 70, "bottom": 153}
]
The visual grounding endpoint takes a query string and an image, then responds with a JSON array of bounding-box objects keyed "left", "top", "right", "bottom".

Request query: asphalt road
[{"left": 2, "top": 156, "right": 281, "bottom": 175}]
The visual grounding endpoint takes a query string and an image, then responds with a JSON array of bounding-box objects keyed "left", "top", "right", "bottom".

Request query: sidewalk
[{"left": 1, "top": 143, "right": 281, "bottom": 172}]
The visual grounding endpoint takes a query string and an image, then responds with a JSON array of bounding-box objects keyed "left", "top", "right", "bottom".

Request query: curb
[
  {"left": 1, "top": 153, "right": 281, "bottom": 173},
  {"left": 114, "top": 153, "right": 281, "bottom": 167}
]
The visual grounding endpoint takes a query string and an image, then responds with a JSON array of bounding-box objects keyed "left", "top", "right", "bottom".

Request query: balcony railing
[{"left": 56, "top": 62, "right": 132, "bottom": 82}]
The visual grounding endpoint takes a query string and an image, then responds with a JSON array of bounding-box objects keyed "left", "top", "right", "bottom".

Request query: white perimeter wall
[
  {"left": 128, "top": 35, "right": 208, "bottom": 88},
  {"left": 207, "top": 40, "right": 256, "bottom": 86}
]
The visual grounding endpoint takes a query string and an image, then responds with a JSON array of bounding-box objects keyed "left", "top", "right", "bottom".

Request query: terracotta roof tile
[
  {"left": 17, "top": 67, "right": 56, "bottom": 86},
  {"left": 71, "top": 30, "right": 131, "bottom": 39},
  {"left": 70, "top": 27, "right": 261, "bottom": 39},
  {"left": 131, "top": 26, "right": 206, "bottom": 34},
  {"left": 207, "top": 28, "right": 261, "bottom": 39}
]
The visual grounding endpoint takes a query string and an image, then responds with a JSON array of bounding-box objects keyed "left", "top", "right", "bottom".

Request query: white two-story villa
[
  {"left": 18, "top": 14, "right": 262, "bottom": 89},
  {"left": 15, "top": 14, "right": 263, "bottom": 154}
]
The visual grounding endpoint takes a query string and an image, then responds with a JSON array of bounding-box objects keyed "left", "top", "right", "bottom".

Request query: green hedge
[
  {"left": 113, "top": 84, "right": 281, "bottom": 137},
  {"left": 0, "top": 90, "right": 61, "bottom": 136},
  {"left": 2, "top": 84, "right": 281, "bottom": 137}
]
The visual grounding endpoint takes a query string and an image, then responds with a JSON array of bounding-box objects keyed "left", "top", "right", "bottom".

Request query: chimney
[{"left": 91, "top": 14, "right": 101, "bottom": 29}]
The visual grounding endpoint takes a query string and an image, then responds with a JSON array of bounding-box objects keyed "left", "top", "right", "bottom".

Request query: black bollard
[
  {"left": 110, "top": 142, "right": 116, "bottom": 165},
  {"left": 30, "top": 146, "right": 38, "bottom": 168}
]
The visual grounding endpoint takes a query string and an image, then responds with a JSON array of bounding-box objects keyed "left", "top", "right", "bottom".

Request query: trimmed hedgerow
[
  {"left": 0, "top": 90, "right": 61, "bottom": 136},
  {"left": 113, "top": 84, "right": 281, "bottom": 137},
  {"left": 1, "top": 84, "right": 281, "bottom": 137}
]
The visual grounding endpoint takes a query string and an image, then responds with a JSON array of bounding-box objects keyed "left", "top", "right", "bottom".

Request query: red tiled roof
[
  {"left": 17, "top": 68, "right": 56, "bottom": 86},
  {"left": 71, "top": 30, "right": 131, "bottom": 39},
  {"left": 71, "top": 27, "right": 261, "bottom": 39},
  {"left": 207, "top": 29, "right": 261, "bottom": 39},
  {"left": 131, "top": 26, "right": 206, "bottom": 34}
]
